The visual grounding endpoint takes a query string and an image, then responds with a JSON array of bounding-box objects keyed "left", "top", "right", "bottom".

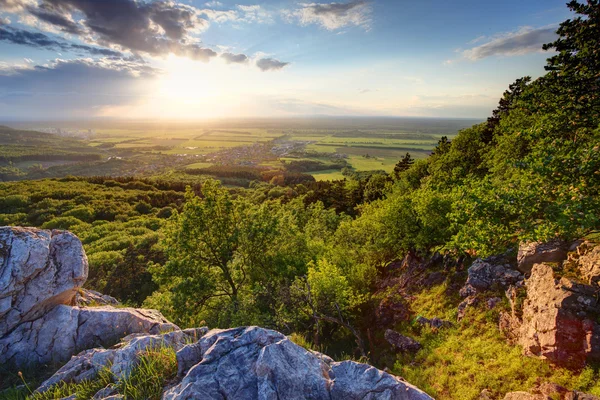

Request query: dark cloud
[
  {"left": 28, "top": 2, "right": 83, "bottom": 34},
  {"left": 256, "top": 57, "right": 289, "bottom": 71},
  {"left": 294, "top": 0, "right": 371, "bottom": 31},
  {"left": 21, "top": 0, "right": 215, "bottom": 60},
  {"left": 463, "top": 26, "right": 557, "bottom": 60},
  {"left": 221, "top": 52, "right": 248, "bottom": 64},
  {"left": 0, "top": 25, "right": 123, "bottom": 57},
  {"left": 0, "top": 58, "right": 156, "bottom": 118}
]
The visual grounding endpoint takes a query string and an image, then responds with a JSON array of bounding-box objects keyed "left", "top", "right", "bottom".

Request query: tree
[
  {"left": 393, "top": 153, "right": 414, "bottom": 179},
  {"left": 542, "top": 0, "right": 600, "bottom": 129},
  {"left": 155, "top": 180, "right": 278, "bottom": 325},
  {"left": 483, "top": 76, "right": 531, "bottom": 143}
]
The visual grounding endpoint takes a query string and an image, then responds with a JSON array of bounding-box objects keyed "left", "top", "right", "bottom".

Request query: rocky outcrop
[
  {"left": 517, "top": 240, "right": 568, "bottom": 274},
  {"left": 37, "top": 326, "right": 433, "bottom": 400},
  {"left": 518, "top": 263, "right": 600, "bottom": 369},
  {"left": 458, "top": 255, "right": 523, "bottom": 320},
  {"left": 573, "top": 242, "right": 600, "bottom": 285},
  {"left": 384, "top": 329, "right": 422, "bottom": 353},
  {"left": 0, "top": 227, "right": 177, "bottom": 370},
  {"left": 503, "top": 382, "right": 599, "bottom": 399},
  {"left": 36, "top": 327, "right": 207, "bottom": 393},
  {"left": 165, "top": 327, "right": 432, "bottom": 400},
  {"left": 0, "top": 227, "right": 88, "bottom": 337}
]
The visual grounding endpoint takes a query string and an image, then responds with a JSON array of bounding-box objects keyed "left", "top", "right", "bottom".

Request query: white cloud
[
  {"left": 462, "top": 26, "right": 557, "bottom": 61},
  {"left": 291, "top": 0, "right": 372, "bottom": 31}
]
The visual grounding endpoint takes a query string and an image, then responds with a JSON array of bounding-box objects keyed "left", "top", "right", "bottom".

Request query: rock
[
  {"left": 37, "top": 328, "right": 206, "bottom": 394},
  {"left": 457, "top": 296, "right": 478, "bottom": 321},
  {"left": 164, "top": 326, "right": 432, "bottom": 400},
  {"left": 0, "top": 227, "right": 178, "bottom": 370},
  {"left": 576, "top": 242, "right": 600, "bottom": 285},
  {"left": 519, "top": 263, "right": 600, "bottom": 369},
  {"left": 0, "top": 303, "right": 178, "bottom": 369},
  {"left": 460, "top": 257, "right": 523, "bottom": 298},
  {"left": 517, "top": 240, "right": 568, "bottom": 274},
  {"left": 75, "top": 288, "right": 119, "bottom": 307},
  {"left": 384, "top": 329, "right": 422, "bottom": 353},
  {"left": 415, "top": 316, "right": 452, "bottom": 329},
  {"left": 0, "top": 227, "right": 88, "bottom": 337},
  {"left": 487, "top": 297, "right": 502, "bottom": 309},
  {"left": 458, "top": 256, "right": 523, "bottom": 320},
  {"left": 503, "top": 382, "right": 599, "bottom": 400}
]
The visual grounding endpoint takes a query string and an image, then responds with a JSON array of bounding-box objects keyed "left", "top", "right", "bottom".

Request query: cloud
[
  {"left": 462, "top": 26, "right": 557, "bottom": 60},
  {"left": 292, "top": 0, "right": 371, "bottom": 31},
  {"left": 237, "top": 4, "right": 273, "bottom": 24},
  {"left": 256, "top": 57, "right": 289, "bottom": 71},
  {"left": 0, "top": 25, "right": 123, "bottom": 57},
  {"left": 11, "top": 0, "right": 216, "bottom": 60},
  {"left": 221, "top": 52, "right": 248, "bottom": 64},
  {"left": 204, "top": 1, "right": 222, "bottom": 7},
  {"left": 0, "top": 0, "right": 35, "bottom": 12},
  {"left": 0, "top": 58, "right": 157, "bottom": 118}
]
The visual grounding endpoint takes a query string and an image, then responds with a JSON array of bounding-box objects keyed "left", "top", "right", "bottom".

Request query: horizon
[{"left": 0, "top": 0, "right": 572, "bottom": 120}]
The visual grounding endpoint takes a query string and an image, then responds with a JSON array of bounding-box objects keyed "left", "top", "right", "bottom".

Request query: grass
[
  {"left": 391, "top": 284, "right": 600, "bottom": 400},
  {"left": 1, "top": 345, "right": 178, "bottom": 400},
  {"left": 311, "top": 169, "right": 345, "bottom": 181}
]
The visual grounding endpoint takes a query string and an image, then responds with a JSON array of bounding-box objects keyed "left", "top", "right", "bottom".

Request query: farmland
[{"left": 1, "top": 117, "right": 480, "bottom": 183}]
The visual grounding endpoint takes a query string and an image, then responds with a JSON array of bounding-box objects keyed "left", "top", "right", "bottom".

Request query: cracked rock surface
[
  {"left": 164, "top": 326, "right": 432, "bottom": 400},
  {"left": 0, "top": 227, "right": 177, "bottom": 370}
]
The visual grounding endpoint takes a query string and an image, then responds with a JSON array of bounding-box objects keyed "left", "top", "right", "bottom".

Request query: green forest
[{"left": 1, "top": 2, "right": 599, "bottom": 399}]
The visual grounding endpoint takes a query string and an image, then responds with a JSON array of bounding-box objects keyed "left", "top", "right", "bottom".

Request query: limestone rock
[
  {"left": 37, "top": 328, "right": 206, "bottom": 394},
  {"left": 0, "top": 227, "right": 88, "bottom": 337},
  {"left": 460, "top": 256, "right": 523, "bottom": 298},
  {"left": 517, "top": 240, "right": 568, "bottom": 274},
  {"left": 384, "top": 329, "right": 422, "bottom": 353},
  {"left": 0, "top": 303, "right": 177, "bottom": 369},
  {"left": 165, "top": 326, "right": 432, "bottom": 400},
  {"left": 519, "top": 263, "right": 600, "bottom": 369},
  {"left": 576, "top": 242, "right": 600, "bottom": 285},
  {"left": 75, "top": 288, "right": 119, "bottom": 307}
]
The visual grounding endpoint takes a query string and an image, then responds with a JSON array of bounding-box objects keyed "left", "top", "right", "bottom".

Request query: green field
[{"left": 3, "top": 118, "right": 480, "bottom": 182}]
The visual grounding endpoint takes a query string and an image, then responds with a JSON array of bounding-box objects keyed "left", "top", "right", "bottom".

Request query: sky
[{"left": 0, "top": 0, "right": 573, "bottom": 120}]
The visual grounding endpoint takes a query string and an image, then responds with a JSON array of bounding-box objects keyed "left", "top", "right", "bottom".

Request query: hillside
[{"left": 1, "top": 1, "right": 600, "bottom": 399}]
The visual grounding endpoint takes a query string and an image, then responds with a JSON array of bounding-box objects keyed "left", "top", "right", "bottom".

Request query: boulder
[
  {"left": 36, "top": 328, "right": 207, "bottom": 393},
  {"left": 384, "top": 329, "right": 422, "bottom": 353},
  {"left": 459, "top": 256, "right": 523, "bottom": 298},
  {"left": 164, "top": 326, "right": 432, "bottom": 400},
  {"left": 519, "top": 263, "right": 600, "bottom": 369},
  {"left": 458, "top": 255, "right": 523, "bottom": 320},
  {"left": 0, "top": 227, "right": 88, "bottom": 337},
  {"left": 0, "top": 227, "right": 177, "bottom": 370},
  {"left": 0, "top": 304, "right": 178, "bottom": 368},
  {"left": 517, "top": 240, "right": 568, "bottom": 274}
]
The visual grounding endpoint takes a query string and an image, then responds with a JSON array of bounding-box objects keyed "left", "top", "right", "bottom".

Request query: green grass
[
  {"left": 311, "top": 169, "right": 345, "bottom": 181},
  {"left": 4, "top": 345, "right": 179, "bottom": 400},
  {"left": 392, "top": 284, "right": 600, "bottom": 400}
]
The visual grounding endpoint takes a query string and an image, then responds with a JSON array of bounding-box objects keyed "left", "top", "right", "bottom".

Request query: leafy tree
[{"left": 153, "top": 180, "right": 279, "bottom": 326}]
